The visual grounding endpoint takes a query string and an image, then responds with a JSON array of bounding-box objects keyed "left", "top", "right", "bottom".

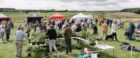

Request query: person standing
[
  {"left": 111, "top": 21, "right": 118, "bottom": 41},
  {"left": 95, "top": 18, "right": 98, "bottom": 23},
  {"left": 64, "top": 24, "right": 73, "bottom": 54},
  {"left": 0, "top": 24, "right": 5, "bottom": 43},
  {"left": 93, "top": 22, "right": 98, "bottom": 35},
  {"left": 5, "top": 26, "right": 10, "bottom": 42},
  {"left": 35, "top": 26, "right": 41, "bottom": 34},
  {"left": 102, "top": 22, "right": 108, "bottom": 39},
  {"left": 54, "top": 24, "right": 59, "bottom": 32},
  {"left": 109, "top": 19, "right": 113, "bottom": 28},
  {"left": 128, "top": 20, "right": 135, "bottom": 40},
  {"left": 107, "top": 19, "right": 110, "bottom": 25},
  {"left": 99, "top": 19, "right": 104, "bottom": 26},
  {"left": 58, "top": 21, "right": 62, "bottom": 30},
  {"left": 26, "top": 24, "right": 31, "bottom": 38},
  {"left": 15, "top": 27, "right": 27, "bottom": 57},
  {"left": 47, "top": 25, "right": 58, "bottom": 54},
  {"left": 81, "top": 20, "right": 88, "bottom": 31},
  {"left": 136, "top": 20, "right": 140, "bottom": 29},
  {"left": 7, "top": 19, "right": 14, "bottom": 28}
]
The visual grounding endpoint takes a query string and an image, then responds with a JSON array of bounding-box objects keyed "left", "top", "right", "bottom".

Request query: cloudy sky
[{"left": 0, "top": 0, "right": 140, "bottom": 11}]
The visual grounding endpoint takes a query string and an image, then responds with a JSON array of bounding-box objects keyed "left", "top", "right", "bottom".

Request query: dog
[{"left": 105, "top": 34, "right": 113, "bottom": 40}]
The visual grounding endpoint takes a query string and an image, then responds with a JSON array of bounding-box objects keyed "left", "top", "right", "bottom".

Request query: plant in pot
[
  {"left": 89, "top": 35, "right": 96, "bottom": 46},
  {"left": 79, "top": 30, "right": 91, "bottom": 39},
  {"left": 31, "top": 33, "right": 38, "bottom": 45},
  {"left": 75, "top": 32, "right": 81, "bottom": 37},
  {"left": 36, "top": 33, "right": 46, "bottom": 45},
  {"left": 32, "top": 40, "right": 37, "bottom": 45}
]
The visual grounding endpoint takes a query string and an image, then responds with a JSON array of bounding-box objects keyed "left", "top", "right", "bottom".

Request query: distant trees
[
  {"left": 0, "top": 8, "right": 17, "bottom": 12},
  {"left": 0, "top": 8, "right": 69, "bottom": 13},
  {"left": 121, "top": 8, "right": 140, "bottom": 14}
]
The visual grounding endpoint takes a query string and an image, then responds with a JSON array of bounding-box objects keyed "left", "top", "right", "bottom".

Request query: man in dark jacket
[
  {"left": 64, "top": 24, "right": 73, "bottom": 54},
  {"left": 128, "top": 21, "right": 135, "bottom": 40},
  {"left": 47, "top": 25, "right": 58, "bottom": 53},
  {"left": 93, "top": 22, "right": 98, "bottom": 35},
  {"left": 5, "top": 26, "right": 10, "bottom": 42}
]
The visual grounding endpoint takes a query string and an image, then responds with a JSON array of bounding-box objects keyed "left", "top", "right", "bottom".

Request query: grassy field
[{"left": 0, "top": 12, "right": 140, "bottom": 58}]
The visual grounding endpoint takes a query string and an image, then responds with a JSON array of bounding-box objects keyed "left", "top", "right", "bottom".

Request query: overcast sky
[{"left": 0, "top": 0, "right": 140, "bottom": 11}]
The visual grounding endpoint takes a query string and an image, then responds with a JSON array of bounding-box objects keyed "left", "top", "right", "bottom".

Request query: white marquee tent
[{"left": 70, "top": 13, "right": 93, "bottom": 24}]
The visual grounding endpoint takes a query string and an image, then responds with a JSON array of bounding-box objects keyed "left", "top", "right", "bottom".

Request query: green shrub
[
  {"left": 77, "top": 30, "right": 91, "bottom": 38},
  {"left": 31, "top": 32, "right": 46, "bottom": 43}
]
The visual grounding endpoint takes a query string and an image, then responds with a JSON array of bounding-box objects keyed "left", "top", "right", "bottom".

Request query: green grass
[
  {"left": 0, "top": 22, "right": 140, "bottom": 58},
  {"left": 2, "top": 12, "right": 140, "bottom": 21},
  {"left": 0, "top": 12, "right": 140, "bottom": 58}
]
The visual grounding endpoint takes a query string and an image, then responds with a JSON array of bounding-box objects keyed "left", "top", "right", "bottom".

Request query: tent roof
[
  {"left": 50, "top": 13, "right": 64, "bottom": 18},
  {"left": 71, "top": 13, "right": 88, "bottom": 19},
  {"left": 50, "top": 13, "right": 64, "bottom": 21},
  {"left": 0, "top": 13, "right": 9, "bottom": 18},
  {"left": 70, "top": 13, "right": 94, "bottom": 23},
  {"left": 70, "top": 13, "right": 88, "bottom": 22},
  {"left": 86, "top": 15, "right": 93, "bottom": 19},
  {"left": 30, "top": 13, "right": 38, "bottom": 17},
  {"left": 27, "top": 13, "right": 43, "bottom": 20}
]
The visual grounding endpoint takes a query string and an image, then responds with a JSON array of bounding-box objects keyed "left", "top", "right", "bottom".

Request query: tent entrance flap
[{"left": 27, "top": 17, "right": 43, "bottom": 23}]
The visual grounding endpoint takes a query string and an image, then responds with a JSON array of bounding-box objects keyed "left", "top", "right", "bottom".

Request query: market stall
[
  {"left": 70, "top": 13, "right": 93, "bottom": 24},
  {"left": 0, "top": 13, "right": 10, "bottom": 22},
  {"left": 50, "top": 13, "right": 64, "bottom": 21},
  {"left": 27, "top": 13, "right": 43, "bottom": 24}
]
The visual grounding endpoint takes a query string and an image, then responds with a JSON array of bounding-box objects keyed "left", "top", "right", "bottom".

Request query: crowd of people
[
  {"left": 0, "top": 20, "right": 13, "bottom": 43},
  {"left": 16, "top": 18, "right": 124, "bottom": 57},
  {"left": 0, "top": 18, "right": 140, "bottom": 58}
]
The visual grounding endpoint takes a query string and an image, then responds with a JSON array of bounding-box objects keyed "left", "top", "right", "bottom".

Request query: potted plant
[
  {"left": 89, "top": 35, "right": 102, "bottom": 46},
  {"left": 35, "top": 32, "right": 46, "bottom": 45},
  {"left": 30, "top": 33, "right": 38, "bottom": 45},
  {"left": 79, "top": 30, "right": 91, "bottom": 39}
]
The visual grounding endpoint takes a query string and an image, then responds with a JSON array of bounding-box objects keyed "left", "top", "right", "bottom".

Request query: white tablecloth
[
  {"left": 96, "top": 44, "right": 115, "bottom": 50},
  {"left": 58, "top": 37, "right": 90, "bottom": 43}
]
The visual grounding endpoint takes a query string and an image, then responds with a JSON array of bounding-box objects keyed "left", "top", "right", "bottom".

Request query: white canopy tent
[
  {"left": 0, "top": 13, "right": 9, "bottom": 18},
  {"left": 86, "top": 15, "right": 93, "bottom": 20},
  {"left": 70, "top": 13, "right": 93, "bottom": 24}
]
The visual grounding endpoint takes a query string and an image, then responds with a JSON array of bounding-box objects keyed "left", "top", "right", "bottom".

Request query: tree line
[
  {"left": 0, "top": 8, "right": 69, "bottom": 13},
  {"left": 1, "top": 8, "right": 140, "bottom": 14},
  {"left": 121, "top": 8, "right": 140, "bottom": 14},
  {"left": 0, "top": 8, "right": 88, "bottom": 13}
]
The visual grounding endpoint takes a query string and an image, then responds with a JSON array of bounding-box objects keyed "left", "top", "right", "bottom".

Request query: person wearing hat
[{"left": 15, "top": 27, "right": 27, "bottom": 57}]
